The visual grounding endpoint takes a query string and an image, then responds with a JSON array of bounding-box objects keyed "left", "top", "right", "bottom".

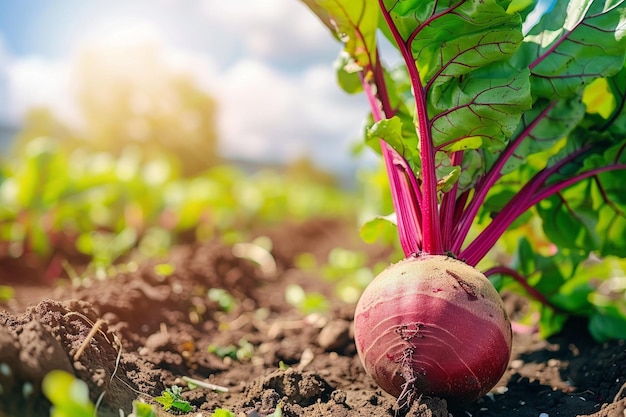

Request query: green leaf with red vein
[
  {"left": 604, "top": 66, "right": 626, "bottom": 133},
  {"left": 429, "top": 64, "right": 532, "bottom": 152},
  {"left": 382, "top": 0, "right": 524, "bottom": 83},
  {"left": 379, "top": 0, "right": 532, "bottom": 181},
  {"left": 500, "top": 98, "right": 586, "bottom": 175},
  {"left": 518, "top": 0, "right": 626, "bottom": 99},
  {"left": 367, "top": 116, "right": 420, "bottom": 166}
]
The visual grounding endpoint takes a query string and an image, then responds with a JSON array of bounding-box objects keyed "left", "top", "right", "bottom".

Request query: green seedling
[
  {"left": 208, "top": 288, "right": 237, "bottom": 313},
  {"left": 209, "top": 403, "right": 282, "bottom": 417},
  {"left": 154, "top": 385, "right": 192, "bottom": 413},
  {"left": 210, "top": 409, "right": 236, "bottom": 417},
  {"left": 208, "top": 338, "right": 254, "bottom": 362}
]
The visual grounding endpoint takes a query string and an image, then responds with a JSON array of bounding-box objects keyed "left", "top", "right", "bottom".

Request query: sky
[{"left": 0, "top": 0, "right": 376, "bottom": 175}]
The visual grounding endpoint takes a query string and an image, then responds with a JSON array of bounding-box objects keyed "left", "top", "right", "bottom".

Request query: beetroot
[{"left": 354, "top": 254, "right": 512, "bottom": 403}]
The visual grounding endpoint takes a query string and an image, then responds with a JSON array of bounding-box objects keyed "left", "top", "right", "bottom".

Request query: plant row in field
[{"left": 0, "top": 137, "right": 359, "bottom": 279}]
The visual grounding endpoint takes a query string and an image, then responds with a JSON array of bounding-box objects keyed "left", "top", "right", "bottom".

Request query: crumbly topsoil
[{"left": 1, "top": 218, "right": 625, "bottom": 417}]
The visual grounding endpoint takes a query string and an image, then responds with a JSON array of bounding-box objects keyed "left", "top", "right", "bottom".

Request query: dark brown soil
[{"left": 1, "top": 218, "right": 625, "bottom": 417}]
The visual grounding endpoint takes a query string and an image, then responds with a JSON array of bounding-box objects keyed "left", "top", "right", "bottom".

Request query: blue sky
[
  {"left": 0, "top": 0, "right": 372, "bottom": 173},
  {"left": 0, "top": 0, "right": 333, "bottom": 68},
  {"left": 0, "top": 1, "right": 238, "bottom": 70},
  {"left": 0, "top": 0, "right": 553, "bottom": 174}
]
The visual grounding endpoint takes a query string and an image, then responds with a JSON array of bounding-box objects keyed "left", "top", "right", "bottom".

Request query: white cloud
[
  {"left": 75, "top": 18, "right": 162, "bottom": 51},
  {"left": 200, "top": 0, "right": 340, "bottom": 65},
  {"left": 0, "top": 36, "right": 11, "bottom": 123},
  {"left": 0, "top": 1, "right": 374, "bottom": 176},
  {"left": 3, "top": 56, "right": 81, "bottom": 127},
  {"left": 194, "top": 1, "right": 371, "bottom": 169},
  {"left": 214, "top": 58, "right": 368, "bottom": 168},
  {"left": 0, "top": 35, "right": 9, "bottom": 67}
]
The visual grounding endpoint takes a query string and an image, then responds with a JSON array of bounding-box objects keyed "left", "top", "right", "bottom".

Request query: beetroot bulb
[{"left": 354, "top": 254, "right": 512, "bottom": 404}]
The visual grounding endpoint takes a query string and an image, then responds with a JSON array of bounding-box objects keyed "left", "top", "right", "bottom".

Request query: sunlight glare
[{"left": 75, "top": 15, "right": 162, "bottom": 50}]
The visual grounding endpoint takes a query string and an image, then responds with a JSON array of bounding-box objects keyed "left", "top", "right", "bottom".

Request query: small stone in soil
[{"left": 318, "top": 319, "right": 351, "bottom": 351}]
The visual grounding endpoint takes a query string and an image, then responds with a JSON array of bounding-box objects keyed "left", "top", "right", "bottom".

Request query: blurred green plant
[
  {"left": 0, "top": 137, "right": 360, "bottom": 282},
  {"left": 153, "top": 263, "right": 176, "bottom": 278},
  {"left": 130, "top": 401, "right": 157, "bottom": 417},
  {"left": 75, "top": 229, "right": 138, "bottom": 280},
  {"left": 295, "top": 248, "right": 389, "bottom": 305},
  {"left": 488, "top": 230, "right": 626, "bottom": 341},
  {"left": 208, "top": 338, "right": 254, "bottom": 362},
  {"left": 42, "top": 370, "right": 95, "bottom": 417},
  {"left": 284, "top": 283, "right": 330, "bottom": 314},
  {"left": 0, "top": 285, "right": 14, "bottom": 302},
  {"left": 208, "top": 288, "right": 237, "bottom": 313},
  {"left": 42, "top": 369, "right": 160, "bottom": 417}
]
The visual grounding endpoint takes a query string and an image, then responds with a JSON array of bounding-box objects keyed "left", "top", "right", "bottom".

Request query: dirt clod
[{"left": 317, "top": 319, "right": 351, "bottom": 352}]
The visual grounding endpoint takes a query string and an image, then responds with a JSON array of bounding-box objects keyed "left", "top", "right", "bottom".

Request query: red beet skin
[{"left": 354, "top": 254, "right": 512, "bottom": 403}]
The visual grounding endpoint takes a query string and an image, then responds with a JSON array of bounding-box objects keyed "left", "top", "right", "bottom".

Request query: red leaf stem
[
  {"left": 452, "top": 101, "right": 558, "bottom": 253},
  {"left": 361, "top": 65, "right": 423, "bottom": 256},
  {"left": 461, "top": 146, "right": 590, "bottom": 265},
  {"left": 440, "top": 151, "right": 463, "bottom": 251},
  {"left": 528, "top": 164, "right": 626, "bottom": 208},
  {"left": 483, "top": 265, "right": 564, "bottom": 313},
  {"left": 379, "top": 0, "right": 442, "bottom": 254},
  {"left": 462, "top": 161, "right": 626, "bottom": 266}
]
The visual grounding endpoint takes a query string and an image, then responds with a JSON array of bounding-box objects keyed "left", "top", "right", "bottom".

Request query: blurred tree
[
  {"left": 75, "top": 42, "right": 219, "bottom": 176},
  {"left": 12, "top": 41, "right": 220, "bottom": 177},
  {"left": 285, "top": 156, "right": 337, "bottom": 187},
  {"left": 11, "top": 108, "right": 76, "bottom": 156}
]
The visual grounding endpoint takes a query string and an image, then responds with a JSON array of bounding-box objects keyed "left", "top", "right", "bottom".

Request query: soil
[{"left": 1, "top": 217, "right": 625, "bottom": 417}]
